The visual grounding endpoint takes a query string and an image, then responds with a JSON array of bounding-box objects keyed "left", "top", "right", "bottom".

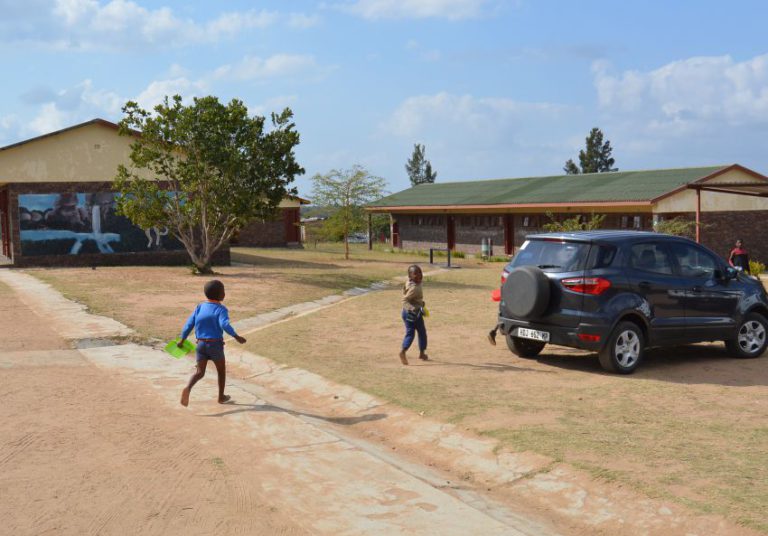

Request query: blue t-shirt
[{"left": 181, "top": 301, "right": 239, "bottom": 341}]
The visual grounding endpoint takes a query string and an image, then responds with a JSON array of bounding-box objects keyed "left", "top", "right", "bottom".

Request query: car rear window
[
  {"left": 588, "top": 244, "right": 617, "bottom": 269},
  {"left": 509, "top": 239, "right": 590, "bottom": 273}
]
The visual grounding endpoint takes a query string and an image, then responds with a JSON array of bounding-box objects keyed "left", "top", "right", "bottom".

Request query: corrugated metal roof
[{"left": 370, "top": 166, "right": 728, "bottom": 208}]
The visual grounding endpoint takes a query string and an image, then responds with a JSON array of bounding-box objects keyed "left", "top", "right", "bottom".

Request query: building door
[
  {"left": 391, "top": 220, "right": 400, "bottom": 248},
  {"left": 504, "top": 214, "right": 514, "bottom": 255},
  {"left": 0, "top": 189, "right": 10, "bottom": 259},
  {"left": 283, "top": 208, "right": 300, "bottom": 243},
  {"left": 447, "top": 215, "right": 456, "bottom": 250}
]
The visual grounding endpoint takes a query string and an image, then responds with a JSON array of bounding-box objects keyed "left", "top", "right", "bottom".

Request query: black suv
[{"left": 498, "top": 231, "right": 768, "bottom": 373}]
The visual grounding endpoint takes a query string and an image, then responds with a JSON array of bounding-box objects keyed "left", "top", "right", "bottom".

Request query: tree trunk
[
  {"left": 344, "top": 218, "right": 349, "bottom": 260},
  {"left": 196, "top": 263, "right": 214, "bottom": 275}
]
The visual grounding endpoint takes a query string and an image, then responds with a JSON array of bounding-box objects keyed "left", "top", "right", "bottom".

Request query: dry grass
[
  {"left": 242, "top": 263, "right": 768, "bottom": 533},
  {"left": 29, "top": 244, "right": 457, "bottom": 341}
]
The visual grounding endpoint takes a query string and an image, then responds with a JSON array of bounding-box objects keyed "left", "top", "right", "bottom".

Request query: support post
[
  {"left": 695, "top": 187, "right": 701, "bottom": 243},
  {"left": 367, "top": 212, "right": 372, "bottom": 250}
]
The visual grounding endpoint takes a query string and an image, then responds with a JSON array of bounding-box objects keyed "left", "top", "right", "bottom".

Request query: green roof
[{"left": 371, "top": 166, "right": 729, "bottom": 208}]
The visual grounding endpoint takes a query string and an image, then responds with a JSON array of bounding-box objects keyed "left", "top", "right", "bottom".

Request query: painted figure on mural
[{"left": 44, "top": 193, "right": 90, "bottom": 231}]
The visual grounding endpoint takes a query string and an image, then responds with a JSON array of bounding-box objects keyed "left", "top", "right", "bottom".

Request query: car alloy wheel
[
  {"left": 737, "top": 319, "right": 766, "bottom": 354},
  {"left": 599, "top": 321, "right": 645, "bottom": 374},
  {"left": 614, "top": 329, "right": 641, "bottom": 368}
]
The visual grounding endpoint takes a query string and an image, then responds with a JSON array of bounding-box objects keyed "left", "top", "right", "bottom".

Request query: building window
[
  {"left": 621, "top": 216, "right": 630, "bottom": 228},
  {"left": 633, "top": 215, "right": 642, "bottom": 229}
]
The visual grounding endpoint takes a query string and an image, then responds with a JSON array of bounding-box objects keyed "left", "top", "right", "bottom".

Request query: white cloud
[
  {"left": 213, "top": 54, "right": 322, "bottom": 82},
  {"left": 589, "top": 53, "right": 768, "bottom": 171},
  {"left": 134, "top": 77, "right": 207, "bottom": 111},
  {"left": 594, "top": 54, "right": 768, "bottom": 130},
  {"left": 4, "top": 1, "right": 279, "bottom": 50},
  {"left": 0, "top": 114, "right": 20, "bottom": 145},
  {"left": 204, "top": 10, "right": 279, "bottom": 40},
  {"left": 385, "top": 91, "right": 568, "bottom": 139},
  {"left": 343, "top": 0, "right": 488, "bottom": 20},
  {"left": 20, "top": 79, "right": 123, "bottom": 137},
  {"left": 53, "top": 0, "right": 97, "bottom": 25},
  {"left": 28, "top": 103, "right": 68, "bottom": 135},
  {"left": 382, "top": 92, "right": 576, "bottom": 180}
]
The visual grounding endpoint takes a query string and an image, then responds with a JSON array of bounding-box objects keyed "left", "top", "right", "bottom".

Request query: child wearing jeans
[
  {"left": 399, "top": 265, "right": 428, "bottom": 365},
  {"left": 179, "top": 279, "right": 246, "bottom": 406}
]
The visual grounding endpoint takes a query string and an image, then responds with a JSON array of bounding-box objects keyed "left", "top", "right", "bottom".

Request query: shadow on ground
[
  {"left": 203, "top": 402, "right": 388, "bottom": 425},
  {"left": 532, "top": 344, "right": 768, "bottom": 387},
  {"left": 414, "top": 359, "right": 552, "bottom": 374}
]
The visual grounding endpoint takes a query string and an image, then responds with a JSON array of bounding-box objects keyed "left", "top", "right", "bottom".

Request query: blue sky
[{"left": 2, "top": 0, "right": 768, "bottom": 197}]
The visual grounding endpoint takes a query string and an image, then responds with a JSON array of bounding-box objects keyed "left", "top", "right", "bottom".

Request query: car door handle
[
  {"left": 691, "top": 286, "right": 702, "bottom": 293},
  {"left": 638, "top": 281, "right": 651, "bottom": 289}
]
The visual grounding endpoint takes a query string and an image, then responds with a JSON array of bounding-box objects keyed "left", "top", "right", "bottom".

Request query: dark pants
[{"left": 402, "top": 309, "right": 427, "bottom": 352}]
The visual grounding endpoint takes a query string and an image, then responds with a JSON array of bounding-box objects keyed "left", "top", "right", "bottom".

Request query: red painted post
[{"left": 695, "top": 187, "right": 701, "bottom": 243}]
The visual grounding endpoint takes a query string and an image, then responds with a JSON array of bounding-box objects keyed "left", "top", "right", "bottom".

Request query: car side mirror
[{"left": 722, "top": 266, "right": 738, "bottom": 280}]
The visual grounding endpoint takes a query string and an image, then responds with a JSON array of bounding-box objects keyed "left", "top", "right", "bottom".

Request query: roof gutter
[{"left": 366, "top": 200, "right": 653, "bottom": 213}]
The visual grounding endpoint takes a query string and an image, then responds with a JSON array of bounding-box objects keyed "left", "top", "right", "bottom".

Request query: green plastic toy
[{"left": 164, "top": 338, "right": 196, "bottom": 359}]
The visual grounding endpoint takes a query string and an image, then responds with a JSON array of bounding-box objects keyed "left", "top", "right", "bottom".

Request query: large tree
[
  {"left": 405, "top": 143, "right": 437, "bottom": 186},
  {"left": 114, "top": 95, "right": 304, "bottom": 274},
  {"left": 311, "top": 165, "right": 387, "bottom": 259},
  {"left": 563, "top": 127, "right": 617, "bottom": 174}
]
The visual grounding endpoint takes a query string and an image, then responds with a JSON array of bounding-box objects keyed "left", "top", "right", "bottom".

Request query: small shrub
[
  {"left": 750, "top": 259, "right": 765, "bottom": 275},
  {"left": 543, "top": 211, "right": 606, "bottom": 232},
  {"left": 653, "top": 216, "right": 701, "bottom": 239},
  {"left": 488, "top": 255, "right": 509, "bottom": 262},
  {"left": 452, "top": 250, "right": 466, "bottom": 259}
]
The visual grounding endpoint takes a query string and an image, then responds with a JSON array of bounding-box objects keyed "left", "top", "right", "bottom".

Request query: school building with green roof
[{"left": 367, "top": 164, "right": 768, "bottom": 261}]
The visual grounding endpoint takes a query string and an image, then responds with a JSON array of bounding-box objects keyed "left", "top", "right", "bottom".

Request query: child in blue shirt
[{"left": 179, "top": 279, "right": 246, "bottom": 406}]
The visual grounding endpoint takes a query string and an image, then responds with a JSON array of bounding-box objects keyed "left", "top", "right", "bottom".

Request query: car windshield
[{"left": 509, "top": 239, "right": 590, "bottom": 273}]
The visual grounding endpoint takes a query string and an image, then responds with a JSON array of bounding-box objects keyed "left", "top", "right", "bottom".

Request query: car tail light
[
  {"left": 501, "top": 269, "right": 510, "bottom": 285},
  {"left": 561, "top": 277, "right": 612, "bottom": 295},
  {"left": 578, "top": 333, "right": 601, "bottom": 342}
]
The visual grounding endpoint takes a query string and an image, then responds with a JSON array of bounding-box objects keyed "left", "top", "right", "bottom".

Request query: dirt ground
[{"left": 0, "top": 282, "right": 307, "bottom": 536}]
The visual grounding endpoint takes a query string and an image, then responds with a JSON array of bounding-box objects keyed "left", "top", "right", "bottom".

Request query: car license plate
[{"left": 517, "top": 327, "right": 550, "bottom": 342}]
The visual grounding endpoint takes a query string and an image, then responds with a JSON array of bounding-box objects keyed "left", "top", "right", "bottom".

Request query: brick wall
[
  {"left": 234, "top": 217, "right": 285, "bottom": 247},
  {"left": 698, "top": 211, "right": 768, "bottom": 263},
  {"left": 396, "top": 214, "right": 447, "bottom": 251},
  {"left": 454, "top": 214, "right": 505, "bottom": 254},
  {"left": 232, "top": 207, "right": 301, "bottom": 247}
]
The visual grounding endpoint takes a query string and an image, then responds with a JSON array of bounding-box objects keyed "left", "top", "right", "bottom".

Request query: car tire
[
  {"left": 598, "top": 321, "right": 644, "bottom": 374},
  {"left": 505, "top": 334, "right": 546, "bottom": 358},
  {"left": 725, "top": 312, "right": 768, "bottom": 358},
  {"left": 502, "top": 266, "right": 551, "bottom": 319}
]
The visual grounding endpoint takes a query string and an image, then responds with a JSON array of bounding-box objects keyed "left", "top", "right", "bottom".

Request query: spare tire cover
[{"left": 501, "top": 266, "right": 551, "bottom": 319}]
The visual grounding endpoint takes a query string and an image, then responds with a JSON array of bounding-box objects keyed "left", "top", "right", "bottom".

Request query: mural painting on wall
[{"left": 18, "top": 192, "right": 183, "bottom": 256}]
